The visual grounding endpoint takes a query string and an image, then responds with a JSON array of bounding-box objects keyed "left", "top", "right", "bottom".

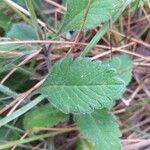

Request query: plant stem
[
  {"left": 26, "top": 0, "right": 43, "bottom": 40},
  {"left": 0, "top": 84, "right": 18, "bottom": 98},
  {"left": 0, "top": 131, "right": 69, "bottom": 149}
]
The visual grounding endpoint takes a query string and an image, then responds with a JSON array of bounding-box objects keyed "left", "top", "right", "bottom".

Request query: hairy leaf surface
[
  {"left": 23, "top": 104, "right": 68, "bottom": 129},
  {"left": 103, "top": 54, "right": 132, "bottom": 86},
  {"left": 40, "top": 56, "right": 125, "bottom": 114},
  {"left": 59, "top": 0, "right": 123, "bottom": 34},
  {"left": 75, "top": 108, "right": 121, "bottom": 150}
]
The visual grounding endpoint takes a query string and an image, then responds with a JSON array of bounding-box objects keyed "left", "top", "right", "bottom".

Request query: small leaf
[
  {"left": 23, "top": 104, "right": 68, "bottom": 129},
  {"left": 40, "top": 56, "right": 125, "bottom": 114},
  {"left": 59, "top": 0, "right": 123, "bottom": 34},
  {"left": 75, "top": 108, "right": 121, "bottom": 150},
  {"left": 6, "top": 23, "right": 38, "bottom": 40},
  {"left": 103, "top": 54, "right": 132, "bottom": 86},
  {"left": 0, "top": 12, "right": 10, "bottom": 30},
  {"left": 76, "top": 139, "right": 95, "bottom": 150}
]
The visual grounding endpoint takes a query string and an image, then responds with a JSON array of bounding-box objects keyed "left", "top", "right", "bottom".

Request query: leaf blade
[
  {"left": 40, "top": 56, "right": 125, "bottom": 114},
  {"left": 6, "top": 23, "right": 38, "bottom": 40},
  {"left": 59, "top": 0, "right": 123, "bottom": 34},
  {"left": 23, "top": 104, "right": 68, "bottom": 129},
  {"left": 103, "top": 54, "right": 133, "bottom": 86},
  {"left": 0, "top": 12, "right": 10, "bottom": 30},
  {"left": 75, "top": 108, "right": 121, "bottom": 150}
]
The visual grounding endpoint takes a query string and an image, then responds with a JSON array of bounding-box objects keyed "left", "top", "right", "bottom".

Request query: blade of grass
[
  {"left": 26, "top": 0, "right": 43, "bottom": 40},
  {"left": 80, "top": 0, "right": 135, "bottom": 57},
  {"left": 4, "top": 124, "right": 24, "bottom": 133},
  {"left": 0, "top": 95, "right": 45, "bottom": 127},
  {"left": 0, "top": 131, "right": 68, "bottom": 149},
  {"left": 0, "top": 84, "right": 18, "bottom": 98}
]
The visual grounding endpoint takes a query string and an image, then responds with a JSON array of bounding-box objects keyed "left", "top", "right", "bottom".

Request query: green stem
[
  {"left": 5, "top": 124, "right": 24, "bottom": 133},
  {"left": 0, "top": 131, "right": 68, "bottom": 149},
  {"left": 26, "top": 0, "right": 43, "bottom": 40},
  {"left": 0, "top": 84, "right": 18, "bottom": 98},
  {"left": 80, "top": 0, "right": 135, "bottom": 57}
]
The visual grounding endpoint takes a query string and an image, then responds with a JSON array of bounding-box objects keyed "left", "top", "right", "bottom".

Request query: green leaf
[
  {"left": 75, "top": 108, "right": 121, "bottom": 150},
  {"left": 76, "top": 139, "right": 95, "bottom": 150},
  {"left": 103, "top": 54, "right": 132, "bottom": 86},
  {"left": 59, "top": 0, "right": 123, "bottom": 34},
  {"left": 6, "top": 23, "right": 38, "bottom": 40},
  {"left": 0, "top": 12, "right": 10, "bottom": 30},
  {"left": 23, "top": 104, "right": 68, "bottom": 129},
  {"left": 40, "top": 56, "right": 125, "bottom": 114}
]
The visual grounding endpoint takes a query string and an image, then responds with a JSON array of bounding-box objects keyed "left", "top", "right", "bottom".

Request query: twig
[
  {"left": 44, "top": 0, "right": 66, "bottom": 11},
  {"left": 32, "top": 127, "right": 78, "bottom": 132},
  {"left": 0, "top": 40, "right": 134, "bottom": 48},
  {"left": 111, "top": 30, "right": 150, "bottom": 48},
  {"left": 0, "top": 50, "right": 40, "bottom": 84},
  {"left": 7, "top": 78, "right": 46, "bottom": 116},
  {"left": 122, "top": 78, "right": 149, "bottom": 106},
  {"left": 123, "top": 139, "right": 150, "bottom": 150},
  {"left": 11, "top": 130, "right": 30, "bottom": 150},
  {"left": 4, "top": 0, "right": 56, "bottom": 33}
]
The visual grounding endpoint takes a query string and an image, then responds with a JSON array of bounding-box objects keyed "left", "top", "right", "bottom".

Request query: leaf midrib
[
  {"left": 42, "top": 84, "right": 123, "bottom": 87},
  {"left": 60, "top": 0, "right": 123, "bottom": 32},
  {"left": 60, "top": 0, "right": 95, "bottom": 32}
]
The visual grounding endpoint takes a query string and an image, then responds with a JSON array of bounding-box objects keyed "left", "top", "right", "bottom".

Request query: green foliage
[
  {"left": 58, "top": 0, "right": 123, "bottom": 34},
  {"left": 39, "top": 54, "right": 132, "bottom": 149},
  {"left": 0, "top": 95, "right": 45, "bottom": 127},
  {"left": 6, "top": 23, "right": 38, "bottom": 40},
  {"left": 0, "top": 127, "right": 20, "bottom": 144},
  {"left": 0, "top": 56, "right": 19, "bottom": 73},
  {"left": 0, "top": 0, "right": 134, "bottom": 148},
  {"left": 76, "top": 139, "right": 95, "bottom": 150},
  {"left": 23, "top": 104, "right": 68, "bottom": 129},
  {"left": 0, "top": 12, "right": 10, "bottom": 30},
  {"left": 130, "top": 0, "right": 148, "bottom": 11},
  {"left": 40, "top": 56, "right": 125, "bottom": 114},
  {"left": 75, "top": 108, "right": 121, "bottom": 150},
  {"left": 103, "top": 54, "right": 132, "bottom": 86}
]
